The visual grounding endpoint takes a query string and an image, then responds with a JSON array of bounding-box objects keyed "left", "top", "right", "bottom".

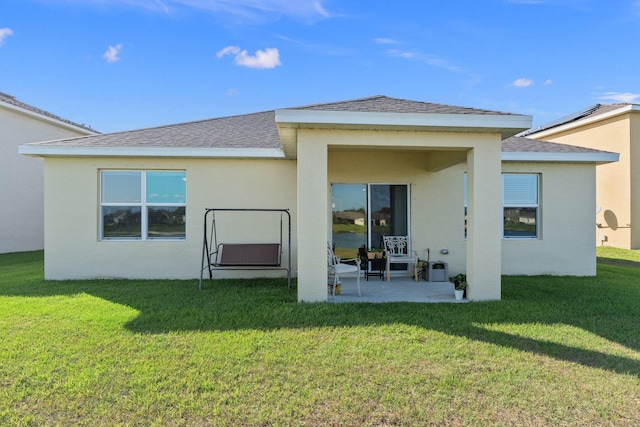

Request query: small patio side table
[{"left": 358, "top": 250, "right": 386, "bottom": 281}]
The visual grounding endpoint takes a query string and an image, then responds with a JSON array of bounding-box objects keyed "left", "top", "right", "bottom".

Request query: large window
[
  {"left": 101, "top": 170, "right": 186, "bottom": 240},
  {"left": 464, "top": 173, "right": 539, "bottom": 238},
  {"left": 503, "top": 174, "right": 538, "bottom": 238}
]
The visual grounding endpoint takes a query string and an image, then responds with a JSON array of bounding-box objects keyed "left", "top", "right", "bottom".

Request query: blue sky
[{"left": 2, "top": 0, "right": 640, "bottom": 133}]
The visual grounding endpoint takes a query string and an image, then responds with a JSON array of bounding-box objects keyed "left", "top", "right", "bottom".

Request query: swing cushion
[{"left": 215, "top": 243, "right": 281, "bottom": 266}]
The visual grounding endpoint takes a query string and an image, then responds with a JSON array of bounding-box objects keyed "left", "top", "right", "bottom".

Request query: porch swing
[{"left": 199, "top": 208, "right": 291, "bottom": 290}]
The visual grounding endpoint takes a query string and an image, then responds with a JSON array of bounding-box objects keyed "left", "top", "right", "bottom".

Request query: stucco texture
[
  {"left": 43, "top": 157, "right": 297, "bottom": 280},
  {"left": 0, "top": 108, "right": 90, "bottom": 253}
]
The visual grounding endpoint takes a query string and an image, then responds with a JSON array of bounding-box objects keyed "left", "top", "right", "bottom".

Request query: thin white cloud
[
  {"left": 386, "top": 49, "right": 463, "bottom": 73},
  {"left": 510, "top": 78, "right": 534, "bottom": 87},
  {"left": 632, "top": 0, "right": 640, "bottom": 15},
  {"left": 0, "top": 27, "right": 14, "bottom": 45},
  {"left": 216, "top": 45, "right": 240, "bottom": 58},
  {"left": 217, "top": 45, "right": 281, "bottom": 69},
  {"left": 103, "top": 43, "right": 123, "bottom": 63},
  {"left": 506, "top": 0, "right": 546, "bottom": 4},
  {"left": 313, "top": 1, "right": 329, "bottom": 17},
  {"left": 56, "top": 0, "right": 330, "bottom": 22},
  {"left": 224, "top": 88, "right": 239, "bottom": 96},
  {"left": 373, "top": 38, "right": 398, "bottom": 45},
  {"left": 598, "top": 92, "right": 640, "bottom": 103},
  {"left": 543, "top": 79, "right": 553, "bottom": 85}
]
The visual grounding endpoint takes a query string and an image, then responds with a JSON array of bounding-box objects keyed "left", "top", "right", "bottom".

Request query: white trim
[
  {"left": 100, "top": 170, "right": 187, "bottom": 241},
  {"left": 275, "top": 109, "right": 532, "bottom": 133},
  {"left": 18, "top": 145, "right": 286, "bottom": 159},
  {"left": 527, "top": 104, "right": 640, "bottom": 138},
  {"left": 502, "top": 151, "right": 619, "bottom": 163},
  {"left": 502, "top": 173, "right": 539, "bottom": 239}
]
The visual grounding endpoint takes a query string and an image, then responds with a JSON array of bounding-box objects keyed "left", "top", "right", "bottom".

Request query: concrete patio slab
[{"left": 328, "top": 275, "right": 468, "bottom": 303}]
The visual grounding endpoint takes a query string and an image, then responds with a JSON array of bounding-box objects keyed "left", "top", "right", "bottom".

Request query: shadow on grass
[
  {"left": 597, "top": 256, "right": 640, "bottom": 268},
  {"left": 2, "top": 252, "right": 640, "bottom": 377}
]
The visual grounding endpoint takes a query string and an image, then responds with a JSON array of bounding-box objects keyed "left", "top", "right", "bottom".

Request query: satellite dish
[{"left": 596, "top": 205, "right": 602, "bottom": 215}]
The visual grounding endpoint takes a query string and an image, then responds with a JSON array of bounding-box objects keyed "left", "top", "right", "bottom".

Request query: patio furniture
[
  {"left": 199, "top": 208, "right": 291, "bottom": 290},
  {"left": 358, "top": 246, "right": 385, "bottom": 280},
  {"left": 382, "top": 235, "right": 417, "bottom": 282},
  {"left": 328, "top": 245, "right": 362, "bottom": 297}
]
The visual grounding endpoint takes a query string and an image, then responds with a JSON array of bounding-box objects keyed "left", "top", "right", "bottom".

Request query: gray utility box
[{"left": 426, "top": 261, "right": 448, "bottom": 282}]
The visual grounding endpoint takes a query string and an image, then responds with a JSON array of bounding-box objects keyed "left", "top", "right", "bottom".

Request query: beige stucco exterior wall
[
  {"left": 40, "top": 133, "right": 599, "bottom": 299},
  {"left": 298, "top": 128, "right": 503, "bottom": 302},
  {"left": 43, "top": 157, "right": 297, "bottom": 280},
  {"left": 328, "top": 150, "right": 467, "bottom": 276},
  {"left": 329, "top": 154, "right": 598, "bottom": 279},
  {"left": 0, "top": 107, "right": 92, "bottom": 254},
  {"left": 501, "top": 162, "right": 597, "bottom": 276},
  {"left": 533, "top": 114, "right": 633, "bottom": 248}
]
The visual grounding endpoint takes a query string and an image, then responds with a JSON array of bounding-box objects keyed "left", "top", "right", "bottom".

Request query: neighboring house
[
  {"left": 523, "top": 104, "right": 639, "bottom": 249},
  {"left": 0, "top": 92, "right": 96, "bottom": 254},
  {"left": 19, "top": 96, "right": 618, "bottom": 302}
]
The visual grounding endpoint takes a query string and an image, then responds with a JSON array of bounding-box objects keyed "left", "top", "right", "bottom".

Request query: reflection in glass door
[
  {"left": 370, "top": 184, "right": 408, "bottom": 249},
  {"left": 331, "top": 184, "right": 367, "bottom": 259},
  {"left": 331, "top": 183, "right": 409, "bottom": 260}
]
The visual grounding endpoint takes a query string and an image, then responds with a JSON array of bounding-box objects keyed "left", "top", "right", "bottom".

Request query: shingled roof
[
  {"left": 502, "top": 136, "right": 613, "bottom": 154},
  {"left": 22, "top": 95, "right": 520, "bottom": 150},
  {"left": 0, "top": 91, "right": 97, "bottom": 133},
  {"left": 290, "top": 95, "right": 514, "bottom": 115},
  {"left": 24, "top": 95, "right": 612, "bottom": 159},
  {"left": 501, "top": 136, "right": 618, "bottom": 163},
  {"left": 25, "top": 110, "right": 280, "bottom": 149}
]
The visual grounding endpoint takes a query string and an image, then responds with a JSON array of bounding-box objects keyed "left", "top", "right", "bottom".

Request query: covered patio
[
  {"left": 277, "top": 97, "right": 532, "bottom": 303},
  {"left": 328, "top": 276, "right": 468, "bottom": 303}
]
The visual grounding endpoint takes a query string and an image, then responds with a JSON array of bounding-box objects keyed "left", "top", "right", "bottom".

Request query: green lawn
[{"left": 1, "top": 249, "right": 640, "bottom": 426}]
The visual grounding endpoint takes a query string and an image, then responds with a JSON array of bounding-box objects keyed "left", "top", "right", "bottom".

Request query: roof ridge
[{"left": 286, "top": 95, "right": 387, "bottom": 109}]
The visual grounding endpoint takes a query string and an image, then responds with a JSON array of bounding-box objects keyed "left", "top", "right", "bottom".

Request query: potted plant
[
  {"left": 452, "top": 273, "right": 467, "bottom": 300},
  {"left": 367, "top": 248, "right": 384, "bottom": 259},
  {"left": 328, "top": 281, "right": 342, "bottom": 295}
]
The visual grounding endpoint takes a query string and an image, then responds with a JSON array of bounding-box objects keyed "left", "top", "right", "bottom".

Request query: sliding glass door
[{"left": 331, "top": 183, "right": 409, "bottom": 259}]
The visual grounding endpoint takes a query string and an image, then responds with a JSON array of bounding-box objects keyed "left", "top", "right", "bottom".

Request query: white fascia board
[
  {"left": 18, "top": 145, "right": 285, "bottom": 158},
  {"left": 528, "top": 105, "right": 640, "bottom": 138},
  {"left": 275, "top": 109, "right": 532, "bottom": 132},
  {"left": 502, "top": 151, "right": 620, "bottom": 164}
]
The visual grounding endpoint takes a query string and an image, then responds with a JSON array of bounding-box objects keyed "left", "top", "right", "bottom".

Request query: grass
[{"left": 1, "top": 250, "right": 640, "bottom": 426}]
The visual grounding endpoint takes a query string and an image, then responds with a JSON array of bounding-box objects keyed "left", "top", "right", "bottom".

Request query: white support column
[
  {"left": 466, "top": 144, "right": 502, "bottom": 300},
  {"left": 297, "top": 133, "right": 329, "bottom": 302}
]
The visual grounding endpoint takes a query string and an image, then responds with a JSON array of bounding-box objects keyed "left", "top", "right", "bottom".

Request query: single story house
[
  {"left": 0, "top": 92, "right": 96, "bottom": 254},
  {"left": 523, "top": 103, "right": 640, "bottom": 249},
  {"left": 19, "top": 96, "right": 618, "bottom": 302}
]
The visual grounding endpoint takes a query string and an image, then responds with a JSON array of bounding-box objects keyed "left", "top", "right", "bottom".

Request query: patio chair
[
  {"left": 382, "top": 235, "right": 417, "bottom": 282},
  {"left": 327, "top": 245, "right": 362, "bottom": 297}
]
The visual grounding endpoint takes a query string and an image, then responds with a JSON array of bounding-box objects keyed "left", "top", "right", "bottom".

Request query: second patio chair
[
  {"left": 327, "top": 245, "right": 362, "bottom": 297},
  {"left": 382, "top": 235, "right": 417, "bottom": 282}
]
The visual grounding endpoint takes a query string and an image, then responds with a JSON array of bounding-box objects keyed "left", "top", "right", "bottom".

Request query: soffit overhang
[{"left": 275, "top": 109, "right": 533, "bottom": 159}]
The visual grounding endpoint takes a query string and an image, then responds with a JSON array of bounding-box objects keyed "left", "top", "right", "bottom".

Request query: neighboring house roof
[
  {"left": 18, "top": 95, "right": 615, "bottom": 163},
  {"left": 0, "top": 91, "right": 97, "bottom": 133},
  {"left": 521, "top": 103, "right": 640, "bottom": 137}
]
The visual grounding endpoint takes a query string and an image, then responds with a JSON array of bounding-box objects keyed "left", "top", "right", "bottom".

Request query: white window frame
[
  {"left": 464, "top": 172, "right": 540, "bottom": 239},
  {"left": 100, "top": 170, "right": 186, "bottom": 241},
  {"left": 502, "top": 173, "right": 539, "bottom": 239}
]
